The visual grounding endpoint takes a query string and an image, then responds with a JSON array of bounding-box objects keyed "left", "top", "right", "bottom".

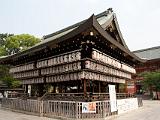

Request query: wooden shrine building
[
  {"left": 131, "top": 46, "right": 160, "bottom": 94},
  {"left": 0, "top": 8, "right": 145, "bottom": 100}
]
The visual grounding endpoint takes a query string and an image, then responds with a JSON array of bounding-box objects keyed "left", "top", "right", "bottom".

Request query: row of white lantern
[
  {"left": 46, "top": 72, "right": 82, "bottom": 83},
  {"left": 92, "top": 50, "right": 121, "bottom": 68},
  {"left": 22, "top": 77, "right": 44, "bottom": 84},
  {"left": 37, "top": 51, "right": 81, "bottom": 68},
  {"left": 85, "top": 61, "right": 131, "bottom": 79},
  {"left": 41, "top": 62, "right": 81, "bottom": 75},
  {"left": 13, "top": 70, "right": 39, "bottom": 79},
  {"left": 21, "top": 71, "right": 126, "bottom": 84},
  {"left": 46, "top": 71, "right": 126, "bottom": 83},
  {"left": 92, "top": 49, "right": 135, "bottom": 74},
  {"left": 121, "top": 64, "right": 136, "bottom": 74},
  {"left": 81, "top": 71, "right": 125, "bottom": 83},
  {"left": 10, "top": 63, "right": 34, "bottom": 73}
]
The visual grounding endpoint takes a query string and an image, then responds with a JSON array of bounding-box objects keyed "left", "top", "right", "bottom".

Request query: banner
[
  {"left": 117, "top": 98, "right": 138, "bottom": 114},
  {"left": 109, "top": 85, "right": 117, "bottom": 112},
  {"left": 82, "top": 102, "right": 96, "bottom": 113}
]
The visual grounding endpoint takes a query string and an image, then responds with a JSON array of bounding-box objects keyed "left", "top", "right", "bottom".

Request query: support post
[
  {"left": 39, "top": 100, "right": 44, "bottom": 117},
  {"left": 75, "top": 102, "right": 79, "bottom": 119},
  {"left": 84, "top": 79, "right": 87, "bottom": 97},
  {"left": 117, "top": 83, "right": 119, "bottom": 93},
  {"left": 77, "top": 81, "right": 80, "bottom": 93},
  {"left": 89, "top": 80, "right": 93, "bottom": 101},
  {"left": 99, "top": 82, "right": 101, "bottom": 93}
]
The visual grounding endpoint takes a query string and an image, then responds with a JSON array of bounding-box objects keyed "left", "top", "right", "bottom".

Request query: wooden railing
[
  {"left": 1, "top": 98, "right": 42, "bottom": 114},
  {"left": 42, "top": 100, "right": 117, "bottom": 119},
  {"left": 43, "top": 100, "right": 77, "bottom": 118},
  {"left": 1, "top": 98, "right": 116, "bottom": 119},
  {"left": 7, "top": 93, "right": 28, "bottom": 98},
  {"left": 40, "top": 92, "right": 135, "bottom": 101},
  {"left": 1, "top": 97, "right": 143, "bottom": 119}
]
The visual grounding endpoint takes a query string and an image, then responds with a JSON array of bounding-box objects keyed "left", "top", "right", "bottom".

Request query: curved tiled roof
[
  {"left": 133, "top": 46, "right": 160, "bottom": 60},
  {"left": 0, "top": 8, "right": 145, "bottom": 63},
  {"left": 0, "top": 9, "right": 114, "bottom": 60}
]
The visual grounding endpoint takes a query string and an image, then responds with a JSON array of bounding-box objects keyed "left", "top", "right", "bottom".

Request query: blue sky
[{"left": 0, "top": 0, "right": 160, "bottom": 50}]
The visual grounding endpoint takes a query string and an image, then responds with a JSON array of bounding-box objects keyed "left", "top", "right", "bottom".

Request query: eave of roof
[
  {"left": 43, "top": 10, "right": 110, "bottom": 39},
  {"left": 0, "top": 10, "right": 113, "bottom": 62},
  {"left": 0, "top": 13, "right": 98, "bottom": 62},
  {"left": 133, "top": 46, "right": 160, "bottom": 53},
  {"left": 90, "top": 15, "right": 145, "bottom": 63},
  {"left": 147, "top": 58, "right": 160, "bottom": 62},
  {"left": 133, "top": 46, "right": 160, "bottom": 61},
  {"left": 112, "top": 14, "right": 129, "bottom": 50}
]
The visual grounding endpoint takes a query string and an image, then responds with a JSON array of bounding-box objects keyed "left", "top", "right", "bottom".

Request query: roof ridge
[{"left": 43, "top": 9, "right": 112, "bottom": 39}]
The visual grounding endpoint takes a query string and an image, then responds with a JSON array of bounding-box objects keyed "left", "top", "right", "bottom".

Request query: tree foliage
[
  {"left": 0, "top": 65, "right": 20, "bottom": 88},
  {"left": 140, "top": 71, "right": 160, "bottom": 99},
  {"left": 0, "top": 33, "right": 13, "bottom": 56},
  {"left": 141, "top": 71, "right": 160, "bottom": 91},
  {"left": 0, "top": 33, "right": 13, "bottom": 46},
  {"left": 5, "top": 34, "right": 40, "bottom": 55},
  {"left": 0, "top": 33, "right": 41, "bottom": 88}
]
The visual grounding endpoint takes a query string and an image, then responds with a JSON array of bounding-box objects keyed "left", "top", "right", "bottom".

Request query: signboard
[
  {"left": 28, "top": 85, "right": 31, "bottom": 97},
  {"left": 109, "top": 85, "right": 117, "bottom": 112},
  {"left": 82, "top": 102, "right": 96, "bottom": 113},
  {"left": 117, "top": 98, "right": 138, "bottom": 114},
  {"left": 4, "top": 91, "right": 8, "bottom": 98}
]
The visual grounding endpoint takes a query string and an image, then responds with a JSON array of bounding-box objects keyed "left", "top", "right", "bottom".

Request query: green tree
[
  {"left": 0, "top": 33, "right": 13, "bottom": 56},
  {"left": 0, "top": 47, "right": 7, "bottom": 56},
  {"left": 5, "top": 34, "right": 40, "bottom": 55},
  {"left": 0, "top": 33, "right": 13, "bottom": 46},
  {"left": 0, "top": 33, "right": 41, "bottom": 88},
  {"left": 140, "top": 71, "right": 160, "bottom": 99},
  {"left": 0, "top": 65, "right": 20, "bottom": 88},
  {"left": 2, "top": 76, "right": 21, "bottom": 88}
]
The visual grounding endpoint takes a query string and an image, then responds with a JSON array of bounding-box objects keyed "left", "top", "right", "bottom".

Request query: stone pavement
[
  {"left": 0, "top": 100, "right": 159, "bottom": 120},
  {"left": 108, "top": 100, "right": 160, "bottom": 120}
]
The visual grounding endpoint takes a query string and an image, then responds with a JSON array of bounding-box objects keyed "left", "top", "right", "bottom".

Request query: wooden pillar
[
  {"left": 59, "top": 83, "right": 62, "bottom": 93},
  {"left": 84, "top": 79, "right": 87, "bottom": 97},
  {"left": 38, "top": 84, "right": 44, "bottom": 97},
  {"left": 125, "top": 81, "right": 128, "bottom": 93},
  {"left": 92, "top": 81, "right": 95, "bottom": 93},
  {"left": 99, "top": 82, "right": 101, "bottom": 93},
  {"left": 53, "top": 84, "right": 56, "bottom": 93},
  {"left": 24, "top": 85, "right": 27, "bottom": 93},
  {"left": 117, "top": 83, "right": 119, "bottom": 93},
  {"left": 89, "top": 80, "right": 93, "bottom": 94},
  {"left": 56, "top": 83, "right": 59, "bottom": 93},
  {"left": 77, "top": 81, "right": 80, "bottom": 93},
  {"left": 65, "top": 84, "right": 67, "bottom": 93}
]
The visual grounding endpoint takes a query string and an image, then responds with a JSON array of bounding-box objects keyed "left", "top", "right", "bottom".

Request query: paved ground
[
  {"left": 109, "top": 100, "right": 160, "bottom": 120},
  {"left": 0, "top": 104, "right": 57, "bottom": 120},
  {"left": 0, "top": 100, "right": 159, "bottom": 120}
]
